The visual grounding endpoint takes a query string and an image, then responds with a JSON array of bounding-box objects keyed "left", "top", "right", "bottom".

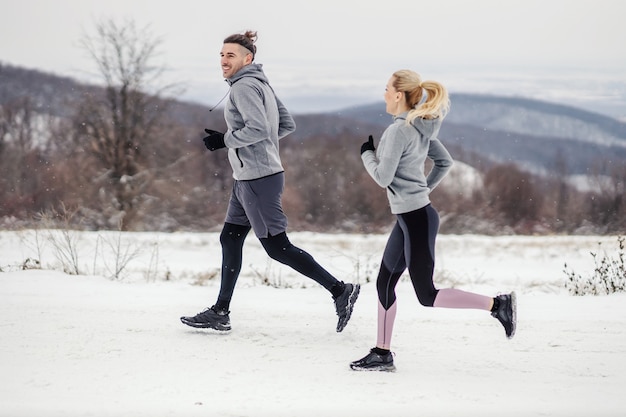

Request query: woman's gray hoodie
[
  {"left": 361, "top": 112, "right": 454, "bottom": 214},
  {"left": 223, "top": 63, "right": 296, "bottom": 180}
]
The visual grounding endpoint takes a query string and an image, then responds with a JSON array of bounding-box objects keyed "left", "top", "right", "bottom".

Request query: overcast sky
[{"left": 1, "top": 0, "right": 625, "bottom": 114}]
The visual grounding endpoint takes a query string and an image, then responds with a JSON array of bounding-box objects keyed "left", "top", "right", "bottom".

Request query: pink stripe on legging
[
  {"left": 377, "top": 300, "right": 397, "bottom": 350},
  {"left": 433, "top": 288, "right": 492, "bottom": 310}
]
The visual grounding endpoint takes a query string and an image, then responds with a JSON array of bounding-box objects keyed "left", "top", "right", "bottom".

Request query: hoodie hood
[
  {"left": 226, "top": 63, "right": 268, "bottom": 86},
  {"left": 394, "top": 112, "right": 443, "bottom": 139}
]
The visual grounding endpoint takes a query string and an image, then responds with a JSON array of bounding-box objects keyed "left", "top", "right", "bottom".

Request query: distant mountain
[
  {"left": 297, "top": 95, "right": 626, "bottom": 176},
  {"left": 3, "top": 63, "right": 625, "bottom": 177},
  {"left": 0, "top": 63, "right": 89, "bottom": 118},
  {"left": 0, "top": 63, "right": 223, "bottom": 128}
]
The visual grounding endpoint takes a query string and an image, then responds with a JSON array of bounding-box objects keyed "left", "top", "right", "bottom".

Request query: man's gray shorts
[{"left": 225, "top": 172, "right": 288, "bottom": 238}]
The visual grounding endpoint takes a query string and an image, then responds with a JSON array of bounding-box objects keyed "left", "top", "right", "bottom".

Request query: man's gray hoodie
[
  {"left": 223, "top": 63, "right": 296, "bottom": 180},
  {"left": 361, "top": 112, "right": 454, "bottom": 214}
]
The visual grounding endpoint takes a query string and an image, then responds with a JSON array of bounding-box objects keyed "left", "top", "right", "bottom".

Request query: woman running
[{"left": 350, "top": 69, "right": 516, "bottom": 372}]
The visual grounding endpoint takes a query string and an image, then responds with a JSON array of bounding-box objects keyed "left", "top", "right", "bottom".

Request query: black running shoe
[
  {"left": 180, "top": 306, "right": 231, "bottom": 331},
  {"left": 350, "top": 348, "right": 396, "bottom": 372},
  {"left": 491, "top": 292, "right": 517, "bottom": 339},
  {"left": 334, "top": 283, "right": 360, "bottom": 332}
]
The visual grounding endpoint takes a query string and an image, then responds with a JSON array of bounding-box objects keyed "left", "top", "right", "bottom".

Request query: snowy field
[{"left": 1, "top": 230, "right": 625, "bottom": 417}]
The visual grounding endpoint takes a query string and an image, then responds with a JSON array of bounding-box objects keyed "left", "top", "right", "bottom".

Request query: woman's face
[{"left": 384, "top": 76, "right": 401, "bottom": 115}]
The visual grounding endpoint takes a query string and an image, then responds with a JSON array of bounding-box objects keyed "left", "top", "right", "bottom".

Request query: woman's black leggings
[{"left": 376, "top": 204, "right": 440, "bottom": 309}]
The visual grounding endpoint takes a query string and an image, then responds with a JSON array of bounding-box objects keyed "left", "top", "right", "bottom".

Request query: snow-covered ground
[{"left": 1, "top": 230, "right": 625, "bottom": 417}]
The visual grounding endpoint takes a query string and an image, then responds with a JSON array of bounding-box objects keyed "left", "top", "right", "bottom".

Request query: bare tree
[
  {"left": 0, "top": 97, "right": 35, "bottom": 194},
  {"left": 73, "top": 18, "right": 175, "bottom": 230},
  {"left": 484, "top": 163, "right": 543, "bottom": 227},
  {"left": 555, "top": 153, "right": 570, "bottom": 224},
  {"left": 0, "top": 97, "right": 58, "bottom": 217},
  {"left": 587, "top": 161, "right": 626, "bottom": 231}
]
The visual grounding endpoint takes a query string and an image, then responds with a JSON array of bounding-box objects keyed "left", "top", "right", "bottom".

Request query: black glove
[
  {"left": 202, "top": 128, "right": 226, "bottom": 151},
  {"left": 360, "top": 135, "right": 376, "bottom": 155}
]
